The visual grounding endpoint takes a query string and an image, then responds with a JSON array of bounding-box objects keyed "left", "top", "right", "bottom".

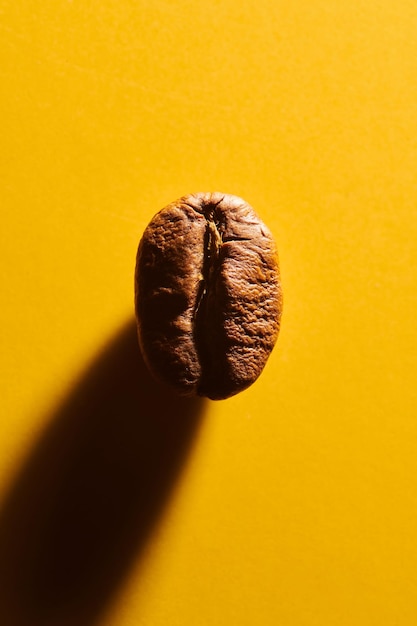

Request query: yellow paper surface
[{"left": 1, "top": 1, "right": 417, "bottom": 625}]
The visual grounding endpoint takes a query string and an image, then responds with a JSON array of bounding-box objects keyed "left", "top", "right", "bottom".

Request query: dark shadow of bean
[{"left": 0, "top": 319, "right": 206, "bottom": 626}]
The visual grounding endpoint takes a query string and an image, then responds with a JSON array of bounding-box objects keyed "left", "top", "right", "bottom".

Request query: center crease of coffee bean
[{"left": 193, "top": 207, "right": 224, "bottom": 388}]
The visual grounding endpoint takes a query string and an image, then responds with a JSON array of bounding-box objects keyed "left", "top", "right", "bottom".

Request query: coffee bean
[{"left": 134, "top": 193, "right": 283, "bottom": 400}]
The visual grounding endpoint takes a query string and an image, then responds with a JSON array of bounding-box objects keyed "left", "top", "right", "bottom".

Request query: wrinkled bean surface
[{"left": 135, "top": 192, "right": 283, "bottom": 400}]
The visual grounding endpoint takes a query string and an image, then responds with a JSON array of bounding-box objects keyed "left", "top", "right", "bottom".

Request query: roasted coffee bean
[{"left": 134, "top": 192, "right": 283, "bottom": 400}]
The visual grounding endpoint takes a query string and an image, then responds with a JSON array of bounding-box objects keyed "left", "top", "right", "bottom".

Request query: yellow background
[{"left": 1, "top": 1, "right": 417, "bottom": 625}]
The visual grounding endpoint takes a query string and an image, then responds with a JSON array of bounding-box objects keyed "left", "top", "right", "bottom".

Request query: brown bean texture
[{"left": 134, "top": 193, "right": 283, "bottom": 400}]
